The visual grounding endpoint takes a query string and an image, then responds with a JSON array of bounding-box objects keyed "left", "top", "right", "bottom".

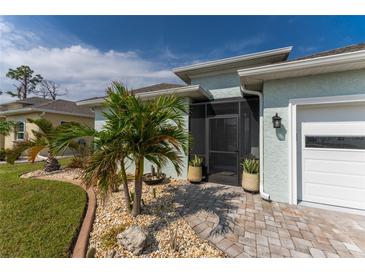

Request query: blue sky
[{"left": 1, "top": 16, "right": 365, "bottom": 102}]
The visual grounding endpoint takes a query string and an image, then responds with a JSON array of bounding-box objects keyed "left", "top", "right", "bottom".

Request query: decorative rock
[
  {"left": 117, "top": 226, "right": 148, "bottom": 255},
  {"left": 86, "top": 247, "right": 96, "bottom": 258},
  {"left": 106, "top": 250, "right": 116, "bottom": 258}
]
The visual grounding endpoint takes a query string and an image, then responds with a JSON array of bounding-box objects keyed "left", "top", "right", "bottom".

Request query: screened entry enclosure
[{"left": 189, "top": 97, "right": 259, "bottom": 186}]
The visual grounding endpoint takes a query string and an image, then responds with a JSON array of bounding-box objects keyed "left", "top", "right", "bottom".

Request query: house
[
  {"left": 78, "top": 43, "right": 365, "bottom": 212},
  {"left": 0, "top": 97, "right": 94, "bottom": 152}
]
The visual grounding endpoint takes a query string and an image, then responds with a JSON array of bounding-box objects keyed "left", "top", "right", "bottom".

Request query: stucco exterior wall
[
  {"left": 4, "top": 112, "right": 41, "bottom": 150},
  {"left": 3, "top": 112, "right": 94, "bottom": 153},
  {"left": 191, "top": 72, "right": 242, "bottom": 99},
  {"left": 262, "top": 68, "right": 365, "bottom": 202}
]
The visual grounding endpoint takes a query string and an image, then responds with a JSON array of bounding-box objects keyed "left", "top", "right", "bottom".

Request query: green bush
[
  {"left": 189, "top": 155, "right": 203, "bottom": 167},
  {"left": 241, "top": 158, "right": 259, "bottom": 174},
  {"left": 0, "top": 148, "right": 6, "bottom": 161}
]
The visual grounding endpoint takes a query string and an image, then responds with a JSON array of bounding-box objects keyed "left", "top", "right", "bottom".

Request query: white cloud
[{"left": 0, "top": 19, "right": 180, "bottom": 104}]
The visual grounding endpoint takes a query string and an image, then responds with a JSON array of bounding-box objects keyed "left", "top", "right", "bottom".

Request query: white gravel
[{"left": 23, "top": 168, "right": 224, "bottom": 258}]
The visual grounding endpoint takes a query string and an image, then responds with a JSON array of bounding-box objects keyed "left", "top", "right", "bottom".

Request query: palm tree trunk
[
  {"left": 44, "top": 152, "right": 60, "bottom": 172},
  {"left": 132, "top": 157, "right": 144, "bottom": 216},
  {"left": 120, "top": 159, "right": 131, "bottom": 212}
]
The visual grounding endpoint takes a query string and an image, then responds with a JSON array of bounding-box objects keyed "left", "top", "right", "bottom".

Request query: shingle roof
[
  {"left": 78, "top": 83, "right": 185, "bottom": 103},
  {"left": 0, "top": 97, "right": 93, "bottom": 117},
  {"left": 295, "top": 42, "right": 365, "bottom": 61},
  {"left": 131, "top": 83, "right": 184, "bottom": 94},
  {"left": 35, "top": 99, "right": 94, "bottom": 116}
]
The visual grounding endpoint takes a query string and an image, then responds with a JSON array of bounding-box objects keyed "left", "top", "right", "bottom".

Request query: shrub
[
  {"left": 189, "top": 155, "right": 203, "bottom": 167},
  {"left": 100, "top": 224, "right": 126, "bottom": 250},
  {"left": 241, "top": 158, "right": 259, "bottom": 174},
  {"left": 0, "top": 148, "right": 6, "bottom": 161}
]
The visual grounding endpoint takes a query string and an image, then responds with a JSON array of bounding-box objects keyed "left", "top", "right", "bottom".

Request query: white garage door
[{"left": 301, "top": 121, "right": 365, "bottom": 210}]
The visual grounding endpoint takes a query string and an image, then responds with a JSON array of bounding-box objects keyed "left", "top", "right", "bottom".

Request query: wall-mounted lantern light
[{"left": 272, "top": 113, "right": 282, "bottom": 128}]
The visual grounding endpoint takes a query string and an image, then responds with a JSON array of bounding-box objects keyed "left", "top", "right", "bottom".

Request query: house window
[
  {"left": 15, "top": 121, "right": 25, "bottom": 140},
  {"left": 305, "top": 136, "right": 365, "bottom": 150}
]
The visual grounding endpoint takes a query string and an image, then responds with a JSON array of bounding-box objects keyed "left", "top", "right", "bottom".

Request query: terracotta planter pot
[
  {"left": 242, "top": 171, "right": 259, "bottom": 193},
  {"left": 188, "top": 165, "right": 202, "bottom": 183}
]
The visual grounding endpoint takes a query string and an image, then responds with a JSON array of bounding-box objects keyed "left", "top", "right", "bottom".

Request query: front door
[{"left": 208, "top": 115, "right": 239, "bottom": 186}]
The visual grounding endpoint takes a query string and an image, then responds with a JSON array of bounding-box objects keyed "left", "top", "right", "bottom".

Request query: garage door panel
[
  {"left": 302, "top": 149, "right": 365, "bottom": 162},
  {"left": 303, "top": 158, "right": 365, "bottom": 176},
  {"left": 298, "top": 105, "right": 365, "bottom": 211},
  {"left": 304, "top": 171, "right": 365, "bottom": 189},
  {"left": 303, "top": 182, "right": 365, "bottom": 210}
]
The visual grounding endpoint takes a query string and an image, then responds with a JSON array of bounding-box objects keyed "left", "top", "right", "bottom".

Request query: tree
[
  {"left": 35, "top": 79, "right": 68, "bottom": 100},
  {"left": 52, "top": 82, "right": 190, "bottom": 216},
  {"left": 4, "top": 65, "right": 43, "bottom": 99},
  {"left": 5, "top": 118, "right": 78, "bottom": 172},
  {"left": 0, "top": 120, "right": 15, "bottom": 136}
]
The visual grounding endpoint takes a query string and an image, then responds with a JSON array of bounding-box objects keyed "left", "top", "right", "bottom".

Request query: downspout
[{"left": 240, "top": 79, "right": 271, "bottom": 201}]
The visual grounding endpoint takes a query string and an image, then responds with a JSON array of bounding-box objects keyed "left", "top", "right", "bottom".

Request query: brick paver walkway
[{"left": 174, "top": 182, "right": 365, "bottom": 258}]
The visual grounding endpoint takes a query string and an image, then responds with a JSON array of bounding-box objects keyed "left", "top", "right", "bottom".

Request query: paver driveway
[{"left": 174, "top": 182, "right": 365, "bottom": 258}]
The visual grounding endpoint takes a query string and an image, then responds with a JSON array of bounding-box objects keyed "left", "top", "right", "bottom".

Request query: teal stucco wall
[
  {"left": 191, "top": 72, "right": 242, "bottom": 99},
  {"left": 262, "top": 69, "right": 365, "bottom": 202}
]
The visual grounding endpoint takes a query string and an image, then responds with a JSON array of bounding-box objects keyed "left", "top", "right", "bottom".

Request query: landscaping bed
[
  {"left": 0, "top": 159, "right": 87, "bottom": 257},
  {"left": 27, "top": 167, "right": 224, "bottom": 258},
  {"left": 89, "top": 178, "right": 224, "bottom": 258}
]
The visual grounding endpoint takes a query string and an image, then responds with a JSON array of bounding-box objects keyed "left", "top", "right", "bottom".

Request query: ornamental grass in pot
[
  {"left": 188, "top": 155, "right": 203, "bottom": 183},
  {"left": 241, "top": 158, "right": 259, "bottom": 193}
]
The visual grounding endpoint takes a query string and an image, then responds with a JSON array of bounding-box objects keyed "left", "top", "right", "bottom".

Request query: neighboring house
[
  {"left": 0, "top": 97, "right": 94, "bottom": 154},
  {"left": 78, "top": 43, "right": 365, "bottom": 212}
]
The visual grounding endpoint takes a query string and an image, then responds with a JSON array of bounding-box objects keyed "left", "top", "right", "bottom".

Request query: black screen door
[{"left": 208, "top": 115, "right": 239, "bottom": 186}]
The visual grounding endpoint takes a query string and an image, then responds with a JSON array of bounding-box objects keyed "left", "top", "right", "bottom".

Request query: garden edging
[{"left": 36, "top": 175, "right": 97, "bottom": 258}]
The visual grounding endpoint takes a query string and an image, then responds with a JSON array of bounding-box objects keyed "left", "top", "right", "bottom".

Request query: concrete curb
[
  {"left": 36, "top": 175, "right": 97, "bottom": 258},
  {"left": 72, "top": 186, "right": 97, "bottom": 258}
]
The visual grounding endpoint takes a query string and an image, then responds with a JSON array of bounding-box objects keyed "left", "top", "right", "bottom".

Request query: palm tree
[
  {"left": 52, "top": 82, "right": 190, "bottom": 216},
  {"left": 6, "top": 118, "right": 64, "bottom": 171},
  {"left": 103, "top": 82, "right": 190, "bottom": 216}
]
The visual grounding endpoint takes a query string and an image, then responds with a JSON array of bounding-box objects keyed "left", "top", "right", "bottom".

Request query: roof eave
[
  {"left": 173, "top": 46, "right": 293, "bottom": 83},
  {"left": 238, "top": 49, "right": 365, "bottom": 90},
  {"left": 77, "top": 85, "right": 212, "bottom": 107},
  {"left": 0, "top": 107, "right": 94, "bottom": 118},
  {"left": 137, "top": 84, "right": 212, "bottom": 101}
]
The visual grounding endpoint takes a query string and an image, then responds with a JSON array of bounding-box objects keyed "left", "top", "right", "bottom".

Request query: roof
[
  {"left": 295, "top": 43, "right": 365, "bottom": 61},
  {"left": 77, "top": 83, "right": 211, "bottom": 106},
  {"left": 77, "top": 83, "right": 186, "bottom": 106},
  {"left": 0, "top": 97, "right": 94, "bottom": 117},
  {"left": 238, "top": 44, "right": 365, "bottom": 91},
  {"left": 173, "top": 46, "right": 293, "bottom": 83},
  {"left": 131, "top": 83, "right": 184, "bottom": 94}
]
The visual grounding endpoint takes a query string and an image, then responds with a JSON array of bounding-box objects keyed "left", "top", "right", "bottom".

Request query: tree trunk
[
  {"left": 120, "top": 159, "right": 131, "bottom": 212},
  {"left": 44, "top": 152, "right": 60, "bottom": 172},
  {"left": 132, "top": 157, "right": 144, "bottom": 217}
]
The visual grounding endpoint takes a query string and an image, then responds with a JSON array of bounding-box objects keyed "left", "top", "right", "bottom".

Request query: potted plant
[
  {"left": 188, "top": 155, "right": 203, "bottom": 183},
  {"left": 241, "top": 158, "right": 259, "bottom": 192},
  {"left": 143, "top": 165, "right": 166, "bottom": 185}
]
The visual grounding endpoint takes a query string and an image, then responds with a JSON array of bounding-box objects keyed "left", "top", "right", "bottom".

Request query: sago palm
[{"left": 6, "top": 118, "right": 61, "bottom": 171}]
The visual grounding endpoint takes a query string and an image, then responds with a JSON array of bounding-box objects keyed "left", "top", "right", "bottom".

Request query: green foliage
[
  {"left": 0, "top": 148, "right": 6, "bottom": 161},
  {"left": 0, "top": 121, "right": 15, "bottom": 136},
  {"left": 241, "top": 158, "right": 260, "bottom": 174},
  {"left": 4, "top": 65, "right": 43, "bottom": 99},
  {"left": 100, "top": 224, "right": 126, "bottom": 250},
  {"left": 189, "top": 154, "right": 203, "bottom": 167},
  {"left": 0, "top": 159, "right": 86, "bottom": 257}
]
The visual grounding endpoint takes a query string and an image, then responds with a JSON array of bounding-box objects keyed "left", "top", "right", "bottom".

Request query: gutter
[{"left": 239, "top": 79, "right": 271, "bottom": 201}]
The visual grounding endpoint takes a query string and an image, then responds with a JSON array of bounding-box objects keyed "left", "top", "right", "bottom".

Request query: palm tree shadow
[{"left": 140, "top": 182, "right": 244, "bottom": 255}]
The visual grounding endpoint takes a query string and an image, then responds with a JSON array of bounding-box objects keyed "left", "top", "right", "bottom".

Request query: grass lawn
[{"left": 0, "top": 159, "right": 87, "bottom": 257}]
